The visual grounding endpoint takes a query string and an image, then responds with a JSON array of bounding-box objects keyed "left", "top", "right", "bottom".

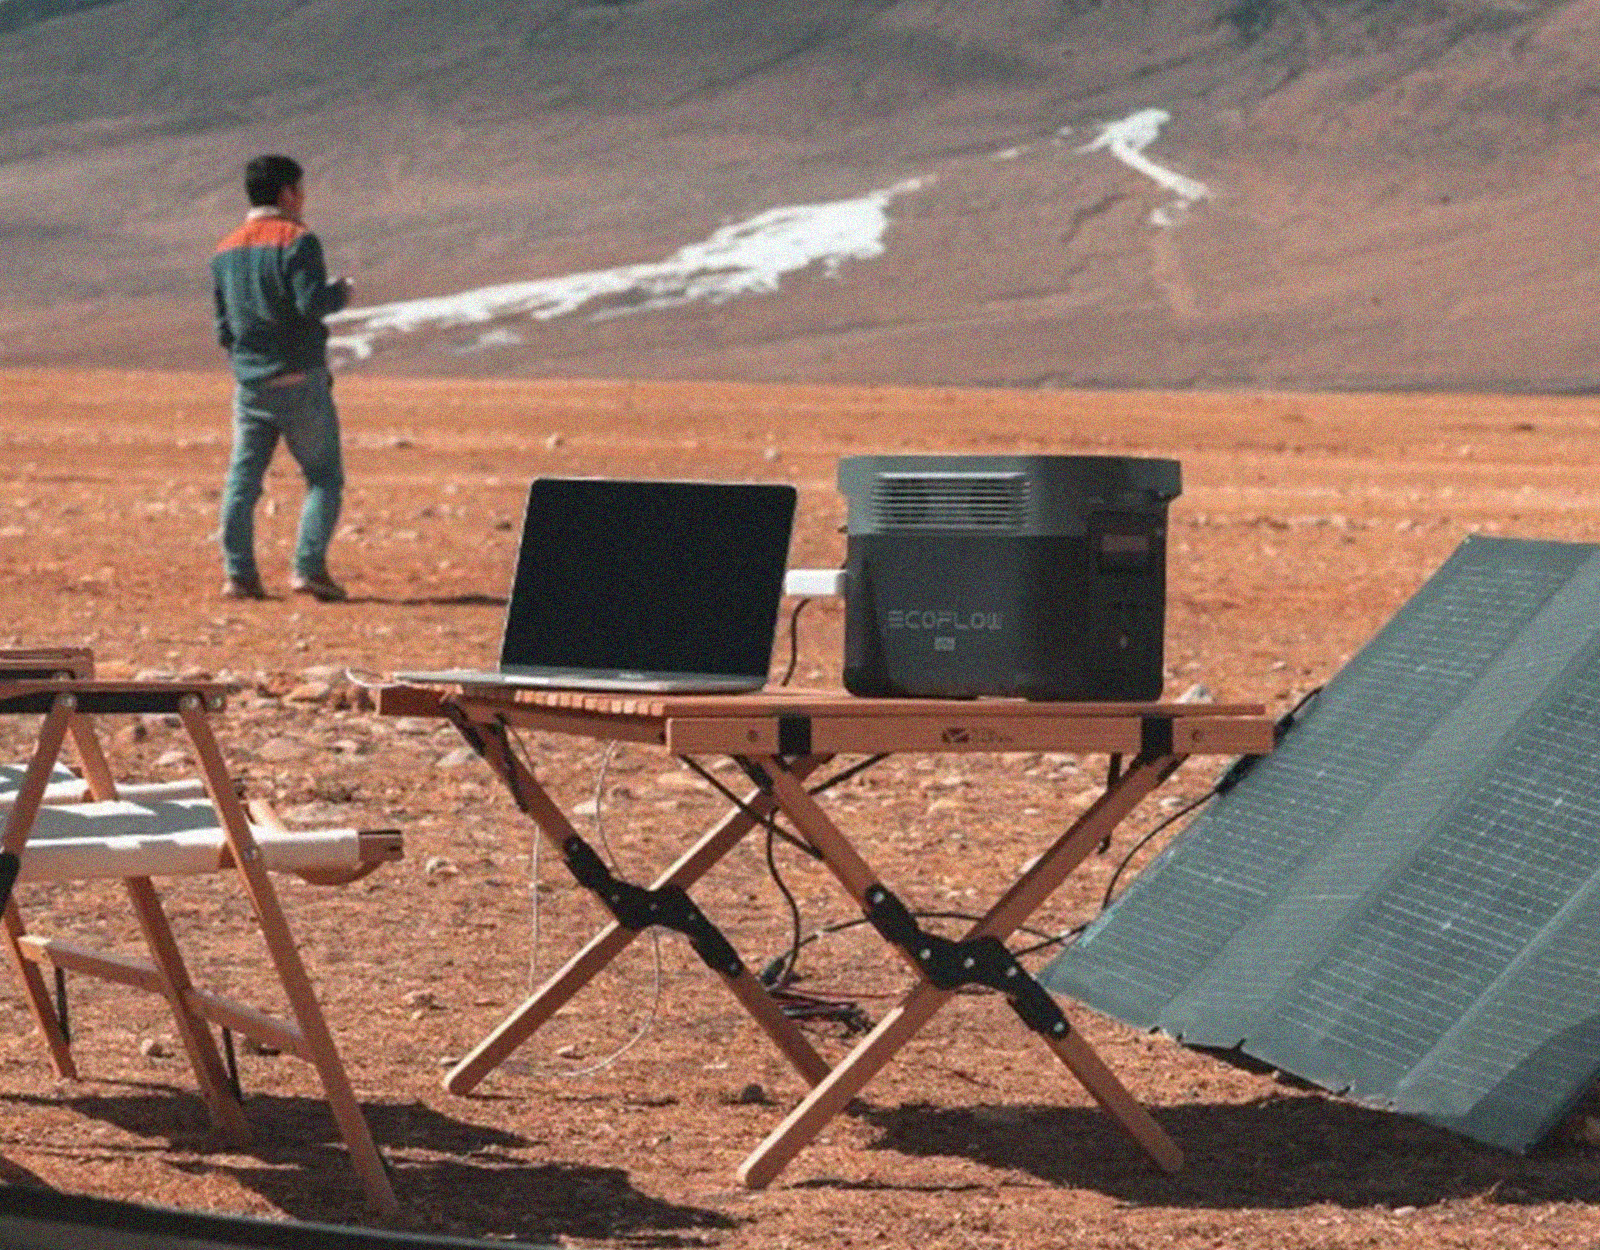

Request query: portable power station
[{"left": 838, "top": 454, "right": 1181, "bottom": 700}]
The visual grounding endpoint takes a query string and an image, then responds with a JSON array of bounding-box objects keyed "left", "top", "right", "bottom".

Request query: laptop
[{"left": 395, "top": 477, "right": 798, "bottom": 694}]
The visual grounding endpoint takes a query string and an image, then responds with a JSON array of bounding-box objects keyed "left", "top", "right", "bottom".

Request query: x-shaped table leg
[
  {"left": 442, "top": 714, "right": 832, "bottom": 1095},
  {"left": 737, "top": 751, "right": 1187, "bottom": 1188}
]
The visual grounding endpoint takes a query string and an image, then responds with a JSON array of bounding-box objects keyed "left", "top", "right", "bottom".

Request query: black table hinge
[
  {"left": 862, "top": 884, "right": 1070, "bottom": 1040},
  {"left": 777, "top": 715, "right": 812, "bottom": 757},
  {"left": 440, "top": 706, "right": 542, "bottom": 816},
  {"left": 440, "top": 702, "right": 492, "bottom": 759},
  {"left": 1140, "top": 715, "right": 1175, "bottom": 760},
  {"left": 562, "top": 836, "right": 744, "bottom": 978}
]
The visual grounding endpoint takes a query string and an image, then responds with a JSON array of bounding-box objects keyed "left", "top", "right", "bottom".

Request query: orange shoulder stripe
[{"left": 214, "top": 217, "right": 308, "bottom": 254}]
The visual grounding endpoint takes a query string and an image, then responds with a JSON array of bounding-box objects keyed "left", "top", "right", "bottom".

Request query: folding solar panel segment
[{"left": 1040, "top": 535, "right": 1600, "bottom": 1152}]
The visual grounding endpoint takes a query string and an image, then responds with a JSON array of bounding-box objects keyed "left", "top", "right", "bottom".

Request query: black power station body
[{"left": 840, "top": 455, "right": 1181, "bottom": 700}]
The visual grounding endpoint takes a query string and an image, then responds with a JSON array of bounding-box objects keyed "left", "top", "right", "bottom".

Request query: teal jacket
[{"left": 211, "top": 210, "right": 349, "bottom": 385}]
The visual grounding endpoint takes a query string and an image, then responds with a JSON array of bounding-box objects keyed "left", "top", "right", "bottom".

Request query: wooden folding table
[{"left": 378, "top": 683, "right": 1274, "bottom": 1187}]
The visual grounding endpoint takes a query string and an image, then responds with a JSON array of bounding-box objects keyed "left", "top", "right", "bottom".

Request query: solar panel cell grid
[{"left": 1041, "top": 535, "right": 1600, "bottom": 1154}]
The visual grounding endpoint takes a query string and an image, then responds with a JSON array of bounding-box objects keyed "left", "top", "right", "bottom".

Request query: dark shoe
[
  {"left": 290, "top": 571, "right": 347, "bottom": 602},
  {"left": 221, "top": 575, "right": 267, "bottom": 600}
]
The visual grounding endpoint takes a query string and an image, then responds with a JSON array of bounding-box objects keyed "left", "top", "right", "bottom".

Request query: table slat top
[{"left": 378, "top": 682, "right": 1266, "bottom": 723}]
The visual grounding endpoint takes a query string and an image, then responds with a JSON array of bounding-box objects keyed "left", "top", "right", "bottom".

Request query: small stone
[
  {"left": 436, "top": 746, "right": 477, "bottom": 769},
  {"left": 256, "top": 737, "right": 304, "bottom": 763},
  {"left": 140, "top": 1037, "right": 172, "bottom": 1059},
  {"left": 762, "top": 447, "right": 780, "bottom": 462},
  {"left": 438, "top": 1055, "right": 458, "bottom": 1068},
  {"left": 928, "top": 797, "right": 962, "bottom": 814},
  {"left": 286, "top": 681, "right": 332, "bottom": 703},
  {"left": 424, "top": 856, "right": 459, "bottom": 878},
  {"left": 544, "top": 433, "right": 564, "bottom": 449},
  {"left": 571, "top": 797, "right": 600, "bottom": 818},
  {"left": 154, "top": 748, "right": 189, "bottom": 768},
  {"left": 392, "top": 717, "right": 434, "bottom": 735},
  {"left": 244, "top": 1037, "right": 280, "bottom": 1056},
  {"left": 403, "top": 989, "right": 439, "bottom": 1009},
  {"left": 1178, "top": 682, "right": 1213, "bottom": 704},
  {"left": 732, "top": 1081, "right": 768, "bottom": 1105},
  {"left": 555, "top": 1044, "right": 581, "bottom": 1059}
]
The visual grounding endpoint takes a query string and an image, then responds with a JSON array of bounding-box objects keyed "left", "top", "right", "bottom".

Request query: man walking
[{"left": 212, "top": 153, "right": 352, "bottom": 601}]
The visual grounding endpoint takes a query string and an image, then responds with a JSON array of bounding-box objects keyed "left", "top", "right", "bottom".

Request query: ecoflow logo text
[{"left": 887, "top": 609, "right": 1003, "bottom": 650}]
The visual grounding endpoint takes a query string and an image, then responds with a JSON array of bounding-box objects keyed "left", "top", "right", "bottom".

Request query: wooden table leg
[
  {"left": 124, "top": 874, "right": 252, "bottom": 1144},
  {"left": 181, "top": 700, "right": 399, "bottom": 1216},
  {"left": 737, "top": 753, "right": 1185, "bottom": 1188},
  {"left": 445, "top": 731, "right": 831, "bottom": 1094},
  {"left": 3, "top": 698, "right": 80, "bottom": 1079},
  {"left": 446, "top": 920, "right": 634, "bottom": 1095},
  {"left": 740, "top": 974, "right": 949, "bottom": 1188},
  {"left": 1042, "top": 1028, "right": 1183, "bottom": 1172}
]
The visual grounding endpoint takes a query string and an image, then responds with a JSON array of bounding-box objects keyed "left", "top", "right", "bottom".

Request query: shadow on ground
[
  {"left": 349, "top": 594, "right": 507, "bottom": 607},
  {"left": 846, "top": 1093, "right": 1600, "bottom": 1210},
  {"left": 6, "top": 1085, "right": 737, "bottom": 1245}
]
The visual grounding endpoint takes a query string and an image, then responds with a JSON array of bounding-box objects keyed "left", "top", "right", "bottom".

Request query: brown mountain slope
[{"left": 2, "top": 0, "right": 1598, "bottom": 389}]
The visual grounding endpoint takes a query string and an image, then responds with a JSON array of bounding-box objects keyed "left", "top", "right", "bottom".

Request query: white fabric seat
[
  {"left": 14, "top": 798, "right": 361, "bottom": 883},
  {"left": 0, "top": 763, "right": 207, "bottom": 810}
]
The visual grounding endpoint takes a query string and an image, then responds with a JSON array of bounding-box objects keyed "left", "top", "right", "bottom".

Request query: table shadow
[
  {"left": 843, "top": 1093, "right": 1600, "bottom": 1209},
  {"left": 5, "top": 1085, "right": 736, "bottom": 1244}
]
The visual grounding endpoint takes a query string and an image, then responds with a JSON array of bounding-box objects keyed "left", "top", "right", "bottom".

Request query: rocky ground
[{"left": 1, "top": 367, "right": 1599, "bottom": 1246}]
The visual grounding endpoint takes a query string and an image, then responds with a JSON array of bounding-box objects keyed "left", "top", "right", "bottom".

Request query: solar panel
[{"left": 1040, "top": 535, "right": 1600, "bottom": 1152}]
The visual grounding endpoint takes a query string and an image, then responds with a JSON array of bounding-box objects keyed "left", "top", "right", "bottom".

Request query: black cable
[
  {"left": 780, "top": 597, "right": 810, "bottom": 686},
  {"left": 677, "top": 755, "right": 822, "bottom": 860},
  {"left": 808, "top": 753, "right": 889, "bottom": 796},
  {"left": 1093, "top": 683, "right": 1327, "bottom": 915},
  {"left": 1097, "top": 789, "right": 1216, "bottom": 913},
  {"left": 759, "top": 910, "right": 1068, "bottom": 986},
  {"left": 763, "top": 824, "right": 804, "bottom": 990}
]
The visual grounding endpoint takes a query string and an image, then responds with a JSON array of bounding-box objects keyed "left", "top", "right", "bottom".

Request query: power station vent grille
[{"left": 872, "top": 472, "right": 1028, "bottom": 531}]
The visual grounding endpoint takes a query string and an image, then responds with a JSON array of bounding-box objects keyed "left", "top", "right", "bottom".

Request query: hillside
[{"left": 3, "top": 0, "right": 1600, "bottom": 389}]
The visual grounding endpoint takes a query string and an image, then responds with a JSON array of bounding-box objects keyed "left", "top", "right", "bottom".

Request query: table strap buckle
[
  {"left": 863, "top": 884, "right": 1070, "bottom": 1039},
  {"left": 562, "top": 836, "right": 745, "bottom": 977}
]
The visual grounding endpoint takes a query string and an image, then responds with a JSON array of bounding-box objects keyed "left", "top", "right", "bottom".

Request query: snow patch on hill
[
  {"left": 328, "top": 179, "right": 928, "bottom": 363},
  {"left": 1078, "top": 109, "right": 1210, "bottom": 226}
]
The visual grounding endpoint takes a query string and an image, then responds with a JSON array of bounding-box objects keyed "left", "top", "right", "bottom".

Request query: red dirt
[{"left": 2, "top": 367, "right": 1598, "bottom": 1247}]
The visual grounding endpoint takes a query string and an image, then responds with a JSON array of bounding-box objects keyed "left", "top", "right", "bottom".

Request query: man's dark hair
[{"left": 244, "top": 154, "right": 303, "bottom": 207}]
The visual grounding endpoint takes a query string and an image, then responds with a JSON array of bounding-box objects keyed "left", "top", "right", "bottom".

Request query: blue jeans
[{"left": 220, "top": 369, "right": 344, "bottom": 582}]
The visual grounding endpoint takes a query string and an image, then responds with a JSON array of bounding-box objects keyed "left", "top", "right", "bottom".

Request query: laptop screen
[{"left": 498, "top": 478, "right": 798, "bottom": 679}]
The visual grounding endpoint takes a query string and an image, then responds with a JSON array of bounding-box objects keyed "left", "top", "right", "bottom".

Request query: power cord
[
  {"left": 507, "top": 730, "right": 664, "bottom": 1078},
  {"left": 780, "top": 597, "right": 810, "bottom": 686},
  {"left": 1088, "top": 683, "right": 1325, "bottom": 919}
]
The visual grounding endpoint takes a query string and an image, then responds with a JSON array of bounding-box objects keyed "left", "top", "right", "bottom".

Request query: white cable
[{"left": 507, "top": 730, "right": 663, "bottom": 1078}]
